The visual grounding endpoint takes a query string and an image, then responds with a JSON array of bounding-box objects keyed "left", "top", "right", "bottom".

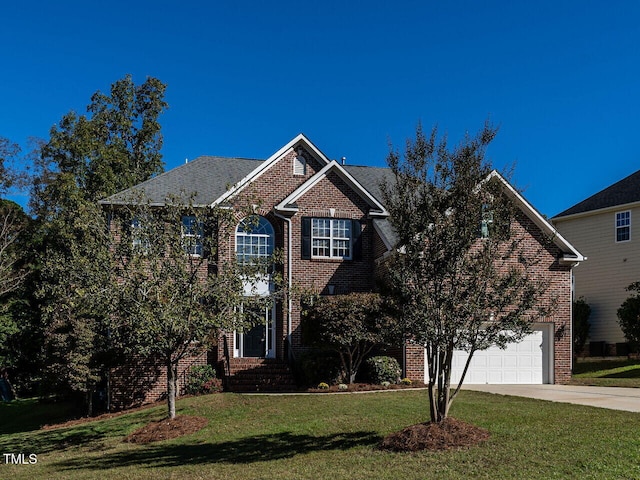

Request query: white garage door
[{"left": 446, "top": 325, "right": 552, "bottom": 385}]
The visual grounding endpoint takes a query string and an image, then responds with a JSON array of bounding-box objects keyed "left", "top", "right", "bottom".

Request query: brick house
[{"left": 103, "top": 134, "right": 583, "bottom": 404}]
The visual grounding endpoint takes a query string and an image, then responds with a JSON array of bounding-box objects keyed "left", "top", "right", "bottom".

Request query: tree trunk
[
  {"left": 167, "top": 357, "right": 176, "bottom": 419},
  {"left": 174, "top": 365, "right": 179, "bottom": 400},
  {"left": 426, "top": 347, "right": 438, "bottom": 423}
]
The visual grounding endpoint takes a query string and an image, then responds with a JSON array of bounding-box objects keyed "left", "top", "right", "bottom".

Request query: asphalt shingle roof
[
  {"left": 101, "top": 155, "right": 400, "bottom": 247},
  {"left": 553, "top": 169, "right": 640, "bottom": 218},
  {"left": 343, "top": 164, "right": 395, "bottom": 205},
  {"left": 101, "top": 156, "right": 263, "bottom": 206}
]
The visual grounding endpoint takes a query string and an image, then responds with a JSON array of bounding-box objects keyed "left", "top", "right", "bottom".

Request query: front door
[
  {"left": 242, "top": 324, "right": 266, "bottom": 357},
  {"left": 235, "top": 305, "right": 275, "bottom": 358}
]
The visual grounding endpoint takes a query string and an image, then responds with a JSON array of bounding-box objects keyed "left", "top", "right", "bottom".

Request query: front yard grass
[
  {"left": 1, "top": 390, "right": 639, "bottom": 479},
  {"left": 572, "top": 358, "right": 640, "bottom": 388}
]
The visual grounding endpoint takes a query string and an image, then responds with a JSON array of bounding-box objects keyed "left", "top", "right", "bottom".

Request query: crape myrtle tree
[
  {"left": 110, "top": 196, "right": 282, "bottom": 419},
  {"left": 302, "top": 292, "right": 392, "bottom": 384},
  {"left": 31, "top": 75, "right": 167, "bottom": 413},
  {"left": 381, "top": 122, "right": 554, "bottom": 423}
]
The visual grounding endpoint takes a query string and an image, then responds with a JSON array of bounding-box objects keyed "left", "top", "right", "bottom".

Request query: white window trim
[
  {"left": 233, "top": 303, "right": 276, "bottom": 359},
  {"left": 615, "top": 210, "right": 631, "bottom": 243},
  {"left": 311, "top": 218, "right": 352, "bottom": 260}
]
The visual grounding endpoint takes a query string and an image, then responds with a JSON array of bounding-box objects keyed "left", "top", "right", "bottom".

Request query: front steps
[{"left": 225, "top": 358, "right": 297, "bottom": 392}]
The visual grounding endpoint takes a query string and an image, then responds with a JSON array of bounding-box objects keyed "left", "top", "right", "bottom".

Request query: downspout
[
  {"left": 274, "top": 211, "right": 293, "bottom": 362},
  {"left": 569, "top": 269, "right": 575, "bottom": 378}
]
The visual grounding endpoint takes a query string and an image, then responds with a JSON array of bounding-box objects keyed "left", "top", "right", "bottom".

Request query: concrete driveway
[{"left": 462, "top": 384, "right": 640, "bottom": 412}]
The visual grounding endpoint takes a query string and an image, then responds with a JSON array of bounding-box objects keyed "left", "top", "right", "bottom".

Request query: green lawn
[
  {"left": 2, "top": 390, "right": 640, "bottom": 479},
  {"left": 572, "top": 358, "right": 640, "bottom": 388}
]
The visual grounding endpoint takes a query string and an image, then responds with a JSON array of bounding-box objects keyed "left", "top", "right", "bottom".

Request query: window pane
[
  {"left": 313, "top": 219, "right": 330, "bottom": 238},
  {"left": 333, "top": 219, "right": 350, "bottom": 239},
  {"left": 312, "top": 238, "right": 330, "bottom": 257},
  {"left": 332, "top": 239, "right": 350, "bottom": 258},
  {"left": 617, "top": 227, "right": 630, "bottom": 242}
]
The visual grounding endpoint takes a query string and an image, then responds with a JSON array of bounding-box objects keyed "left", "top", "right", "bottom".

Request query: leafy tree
[
  {"left": 381, "top": 123, "right": 553, "bottom": 423},
  {"left": 0, "top": 138, "right": 32, "bottom": 395},
  {"left": 0, "top": 200, "right": 30, "bottom": 366},
  {"left": 32, "top": 74, "right": 166, "bottom": 208},
  {"left": 302, "top": 292, "right": 390, "bottom": 384},
  {"left": 617, "top": 282, "right": 640, "bottom": 351},
  {"left": 110, "top": 198, "right": 280, "bottom": 419},
  {"left": 573, "top": 297, "right": 591, "bottom": 359},
  {"left": 0, "top": 137, "right": 25, "bottom": 194},
  {"left": 30, "top": 75, "right": 167, "bottom": 413}
]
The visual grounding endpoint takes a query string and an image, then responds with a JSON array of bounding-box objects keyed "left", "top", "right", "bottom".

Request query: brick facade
[
  {"left": 110, "top": 350, "right": 208, "bottom": 411},
  {"left": 108, "top": 136, "right": 578, "bottom": 405}
]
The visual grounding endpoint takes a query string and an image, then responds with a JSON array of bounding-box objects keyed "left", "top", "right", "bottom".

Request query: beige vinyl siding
[{"left": 554, "top": 205, "right": 640, "bottom": 344}]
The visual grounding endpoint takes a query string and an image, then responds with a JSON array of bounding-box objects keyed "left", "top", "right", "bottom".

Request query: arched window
[{"left": 236, "top": 215, "right": 274, "bottom": 264}]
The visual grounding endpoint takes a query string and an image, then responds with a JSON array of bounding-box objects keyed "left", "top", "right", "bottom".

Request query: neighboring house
[
  {"left": 553, "top": 169, "right": 640, "bottom": 355},
  {"left": 102, "top": 134, "right": 583, "bottom": 406}
]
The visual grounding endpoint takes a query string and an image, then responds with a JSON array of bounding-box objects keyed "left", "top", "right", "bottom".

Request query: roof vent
[{"left": 341, "top": 157, "right": 346, "bottom": 165}]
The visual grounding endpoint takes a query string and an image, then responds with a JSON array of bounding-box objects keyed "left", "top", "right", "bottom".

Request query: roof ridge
[{"left": 553, "top": 168, "right": 640, "bottom": 218}]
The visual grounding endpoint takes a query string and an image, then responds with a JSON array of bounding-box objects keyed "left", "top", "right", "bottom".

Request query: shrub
[
  {"left": 302, "top": 293, "right": 394, "bottom": 383},
  {"left": 317, "top": 382, "right": 329, "bottom": 390},
  {"left": 338, "top": 383, "right": 348, "bottom": 391},
  {"left": 573, "top": 297, "right": 591, "bottom": 357},
  {"left": 185, "top": 365, "right": 222, "bottom": 395},
  {"left": 401, "top": 378, "right": 412, "bottom": 385},
  {"left": 618, "top": 282, "right": 640, "bottom": 352},
  {"left": 365, "top": 356, "right": 401, "bottom": 384},
  {"left": 297, "top": 349, "right": 342, "bottom": 386}
]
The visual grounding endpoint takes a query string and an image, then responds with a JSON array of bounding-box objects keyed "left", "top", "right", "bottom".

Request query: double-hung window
[
  {"left": 182, "top": 215, "right": 203, "bottom": 256},
  {"left": 311, "top": 218, "right": 352, "bottom": 259},
  {"left": 616, "top": 211, "right": 631, "bottom": 242},
  {"left": 131, "top": 217, "right": 148, "bottom": 253}
]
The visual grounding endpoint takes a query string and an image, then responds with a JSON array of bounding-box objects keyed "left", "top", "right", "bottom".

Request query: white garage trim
[{"left": 425, "top": 324, "right": 554, "bottom": 385}]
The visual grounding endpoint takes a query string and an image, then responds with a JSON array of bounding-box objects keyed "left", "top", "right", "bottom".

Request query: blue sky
[{"left": 2, "top": 1, "right": 639, "bottom": 217}]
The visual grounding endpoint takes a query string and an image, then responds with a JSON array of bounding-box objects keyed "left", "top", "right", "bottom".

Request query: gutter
[{"left": 559, "top": 254, "right": 587, "bottom": 266}]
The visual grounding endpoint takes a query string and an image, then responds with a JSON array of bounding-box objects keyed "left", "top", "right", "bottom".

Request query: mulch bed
[
  {"left": 124, "top": 415, "right": 208, "bottom": 444},
  {"left": 307, "top": 382, "right": 426, "bottom": 393},
  {"left": 379, "top": 417, "right": 490, "bottom": 452}
]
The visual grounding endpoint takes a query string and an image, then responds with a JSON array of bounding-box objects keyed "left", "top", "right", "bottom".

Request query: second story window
[
  {"left": 182, "top": 215, "right": 203, "bottom": 256},
  {"left": 131, "top": 217, "right": 149, "bottom": 253},
  {"left": 616, "top": 211, "right": 631, "bottom": 242},
  {"left": 301, "top": 217, "right": 362, "bottom": 261},
  {"left": 236, "top": 215, "right": 274, "bottom": 264},
  {"left": 312, "top": 218, "right": 352, "bottom": 259}
]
